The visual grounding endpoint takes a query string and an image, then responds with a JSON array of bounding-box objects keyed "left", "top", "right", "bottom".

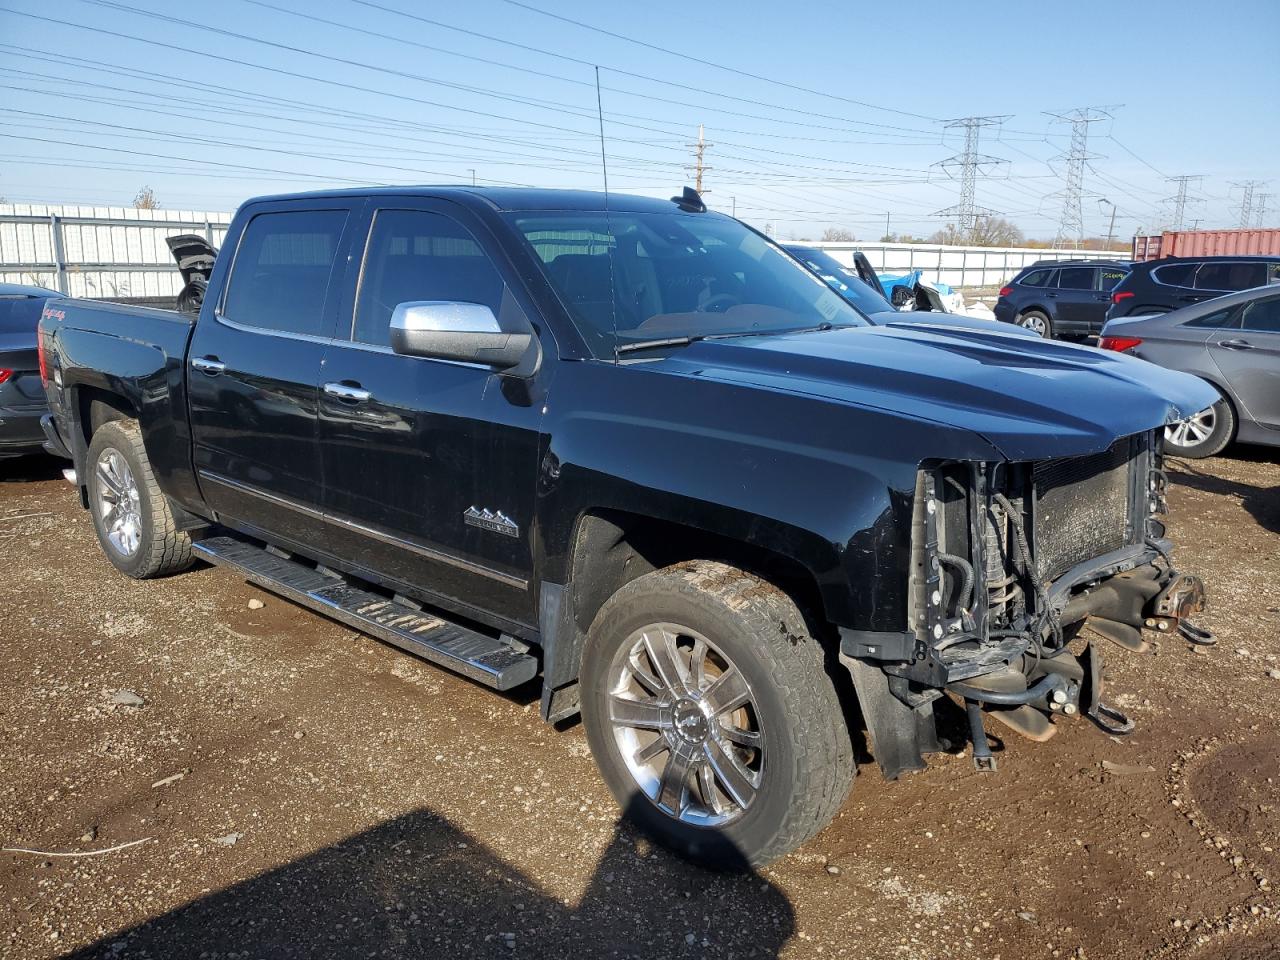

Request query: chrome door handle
[
  {"left": 1218, "top": 338, "right": 1255, "bottom": 351},
  {"left": 323, "top": 381, "right": 372, "bottom": 403},
  {"left": 191, "top": 356, "right": 225, "bottom": 375}
]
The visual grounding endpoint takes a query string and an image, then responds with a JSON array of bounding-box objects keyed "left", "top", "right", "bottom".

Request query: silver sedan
[{"left": 1099, "top": 284, "right": 1280, "bottom": 458}]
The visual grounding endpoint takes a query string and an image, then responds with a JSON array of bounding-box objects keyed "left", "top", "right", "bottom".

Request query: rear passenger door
[
  {"left": 1209, "top": 293, "right": 1280, "bottom": 431},
  {"left": 188, "top": 200, "right": 360, "bottom": 548},
  {"left": 316, "top": 198, "right": 546, "bottom": 630},
  {"left": 1052, "top": 266, "right": 1097, "bottom": 334}
]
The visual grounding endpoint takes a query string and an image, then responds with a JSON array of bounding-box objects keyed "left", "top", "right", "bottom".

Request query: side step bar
[{"left": 192, "top": 535, "right": 538, "bottom": 691}]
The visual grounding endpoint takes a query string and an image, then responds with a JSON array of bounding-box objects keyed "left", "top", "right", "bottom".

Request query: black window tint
[
  {"left": 1019, "top": 269, "right": 1051, "bottom": 287},
  {"left": 1239, "top": 296, "right": 1280, "bottom": 333},
  {"left": 1099, "top": 269, "right": 1127, "bottom": 291},
  {"left": 354, "top": 210, "right": 505, "bottom": 346},
  {"left": 1183, "top": 306, "right": 1238, "bottom": 329},
  {"left": 1152, "top": 263, "right": 1195, "bottom": 287},
  {"left": 1057, "top": 267, "right": 1095, "bottom": 290},
  {"left": 1194, "top": 261, "right": 1266, "bottom": 291},
  {"left": 222, "top": 210, "right": 346, "bottom": 336},
  {"left": 1269, "top": 263, "right": 1280, "bottom": 285}
]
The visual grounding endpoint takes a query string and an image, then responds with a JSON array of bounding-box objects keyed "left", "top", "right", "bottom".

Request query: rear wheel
[
  {"left": 1164, "top": 395, "right": 1234, "bottom": 459},
  {"left": 86, "top": 420, "right": 194, "bottom": 578},
  {"left": 1018, "top": 309, "right": 1052, "bottom": 338},
  {"left": 581, "top": 561, "right": 854, "bottom": 868}
]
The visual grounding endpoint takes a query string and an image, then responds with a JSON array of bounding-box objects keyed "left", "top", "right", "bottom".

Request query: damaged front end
[{"left": 841, "top": 429, "right": 1211, "bottom": 778}]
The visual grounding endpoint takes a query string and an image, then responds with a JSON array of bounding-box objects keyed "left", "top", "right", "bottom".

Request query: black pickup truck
[{"left": 39, "top": 186, "right": 1216, "bottom": 867}]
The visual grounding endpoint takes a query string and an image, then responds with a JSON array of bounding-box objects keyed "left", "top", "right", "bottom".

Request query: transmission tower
[
  {"left": 1163, "top": 175, "right": 1204, "bottom": 230},
  {"left": 1045, "top": 106, "right": 1112, "bottom": 248},
  {"left": 1232, "top": 180, "right": 1267, "bottom": 228},
  {"left": 931, "top": 116, "right": 1009, "bottom": 234},
  {"left": 686, "top": 124, "right": 713, "bottom": 195},
  {"left": 1256, "top": 193, "right": 1271, "bottom": 228}
]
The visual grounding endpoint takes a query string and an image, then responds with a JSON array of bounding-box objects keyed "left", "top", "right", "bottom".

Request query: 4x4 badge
[{"left": 463, "top": 506, "right": 519, "bottom": 538}]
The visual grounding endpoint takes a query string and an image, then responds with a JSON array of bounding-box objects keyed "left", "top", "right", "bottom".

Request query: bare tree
[
  {"left": 929, "top": 216, "right": 1024, "bottom": 247},
  {"left": 821, "top": 227, "right": 855, "bottom": 242},
  {"left": 132, "top": 186, "right": 161, "bottom": 210}
]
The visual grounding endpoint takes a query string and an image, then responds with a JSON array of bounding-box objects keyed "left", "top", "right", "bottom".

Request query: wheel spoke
[
  {"left": 718, "top": 723, "right": 762, "bottom": 749},
  {"left": 689, "top": 636, "right": 708, "bottom": 691},
  {"left": 627, "top": 647, "right": 664, "bottom": 696},
  {"left": 696, "top": 760, "right": 725, "bottom": 816},
  {"left": 657, "top": 746, "right": 696, "bottom": 814},
  {"left": 702, "top": 666, "right": 750, "bottom": 716},
  {"left": 642, "top": 628, "right": 685, "bottom": 695},
  {"left": 608, "top": 694, "right": 666, "bottom": 731},
  {"left": 633, "top": 737, "right": 669, "bottom": 765},
  {"left": 705, "top": 738, "right": 759, "bottom": 810},
  {"left": 97, "top": 460, "right": 124, "bottom": 497}
]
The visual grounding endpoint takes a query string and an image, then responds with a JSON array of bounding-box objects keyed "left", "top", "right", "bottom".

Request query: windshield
[
  {"left": 509, "top": 211, "right": 868, "bottom": 356},
  {"left": 785, "top": 247, "right": 894, "bottom": 315}
]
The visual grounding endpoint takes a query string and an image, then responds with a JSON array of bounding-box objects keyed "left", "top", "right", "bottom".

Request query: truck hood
[{"left": 658, "top": 324, "right": 1218, "bottom": 460}]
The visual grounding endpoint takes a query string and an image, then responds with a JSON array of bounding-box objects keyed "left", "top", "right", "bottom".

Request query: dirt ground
[{"left": 1, "top": 448, "right": 1277, "bottom": 960}]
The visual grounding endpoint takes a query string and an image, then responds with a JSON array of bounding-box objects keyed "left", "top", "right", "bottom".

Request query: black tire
[
  {"left": 581, "top": 561, "right": 855, "bottom": 868},
  {"left": 85, "top": 420, "right": 194, "bottom": 578},
  {"left": 1163, "top": 394, "right": 1235, "bottom": 459},
  {"left": 1018, "top": 309, "right": 1052, "bottom": 338}
]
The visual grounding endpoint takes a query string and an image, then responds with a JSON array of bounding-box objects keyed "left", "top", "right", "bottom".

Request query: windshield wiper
[
  {"left": 615, "top": 335, "right": 705, "bottom": 354},
  {"left": 616, "top": 323, "right": 854, "bottom": 355}
]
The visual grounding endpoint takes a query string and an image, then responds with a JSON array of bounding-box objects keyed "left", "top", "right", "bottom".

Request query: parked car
[
  {"left": 1, "top": 282, "right": 64, "bottom": 459},
  {"left": 993, "top": 260, "right": 1131, "bottom": 339},
  {"left": 40, "top": 185, "right": 1215, "bottom": 868},
  {"left": 1105, "top": 255, "right": 1280, "bottom": 322},
  {"left": 1100, "top": 284, "right": 1280, "bottom": 458}
]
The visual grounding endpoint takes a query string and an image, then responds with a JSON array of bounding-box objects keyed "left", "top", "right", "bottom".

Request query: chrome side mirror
[{"left": 389, "top": 301, "right": 534, "bottom": 371}]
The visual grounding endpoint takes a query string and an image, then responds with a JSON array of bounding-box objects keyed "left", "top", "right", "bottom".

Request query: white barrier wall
[
  {"left": 0, "top": 204, "right": 233, "bottom": 298},
  {"left": 803, "top": 241, "right": 1128, "bottom": 290}
]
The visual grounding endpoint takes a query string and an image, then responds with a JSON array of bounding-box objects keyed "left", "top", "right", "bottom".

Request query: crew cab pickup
[{"left": 39, "top": 186, "right": 1216, "bottom": 868}]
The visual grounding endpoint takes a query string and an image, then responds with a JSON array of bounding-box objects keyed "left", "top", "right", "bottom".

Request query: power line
[
  {"left": 1163, "top": 175, "right": 1204, "bottom": 230},
  {"left": 931, "top": 116, "right": 1010, "bottom": 232},
  {"left": 1046, "top": 106, "right": 1112, "bottom": 247}
]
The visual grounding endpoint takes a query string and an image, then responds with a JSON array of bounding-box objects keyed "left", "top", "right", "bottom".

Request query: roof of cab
[{"left": 244, "top": 186, "right": 695, "bottom": 215}]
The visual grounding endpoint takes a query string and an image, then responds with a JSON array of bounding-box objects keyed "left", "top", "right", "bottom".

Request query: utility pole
[
  {"left": 730, "top": 196, "right": 736, "bottom": 217},
  {"left": 1256, "top": 193, "right": 1271, "bottom": 228},
  {"left": 1163, "top": 175, "right": 1204, "bottom": 231},
  {"left": 469, "top": 168, "right": 476, "bottom": 187},
  {"left": 1231, "top": 180, "right": 1266, "bottom": 228},
  {"left": 686, "top": 124, "right": 712, "bottom": 195},
  {"left": 1045, "top": 106, "right": 1113, "bottom": 249},
  {"left": 931, "top": 115, "right": 1009, "bottom": 236},
  {"left": 1099, "top": 198, "right": 1118, "bottom": 249},
  {"left": 885, "top": 211, "right": 891, "bottom": 240}
]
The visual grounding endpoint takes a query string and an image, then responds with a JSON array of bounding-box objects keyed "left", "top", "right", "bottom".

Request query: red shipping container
[{"left": 1132, "top": 228, "right": 1280, "bottom": 261}]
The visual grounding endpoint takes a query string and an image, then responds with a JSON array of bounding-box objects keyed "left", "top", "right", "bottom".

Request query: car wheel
[
  {"left": 1163, "top": 395, "right": 1235, "bottom": 459},
  {"left": 581, "top": 561, "right": 855, "bottom": 868},
  {"left": 86, "top": 419, "right": 195, "bottom": 578},
  {"left": 1018, "top": 310, "right": 1052, "bottom": 338}
]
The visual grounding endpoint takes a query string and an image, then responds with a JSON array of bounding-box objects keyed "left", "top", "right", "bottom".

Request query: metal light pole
[{"left": 1098, "top": 198, "right": 1118, "bottom": 250}]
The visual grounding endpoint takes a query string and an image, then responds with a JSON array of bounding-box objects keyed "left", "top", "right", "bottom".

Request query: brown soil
[{"left": 1, "top": 448, "right": 1278, "bottom": 959}]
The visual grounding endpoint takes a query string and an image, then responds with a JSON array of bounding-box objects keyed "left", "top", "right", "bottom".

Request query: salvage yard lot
[{"left": 1, "top": 450, "right": 1278, "bottom": 960}]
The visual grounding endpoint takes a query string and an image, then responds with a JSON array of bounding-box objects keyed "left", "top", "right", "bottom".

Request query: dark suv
[
  {"left": 1106, "top": 256, "right": 1280, "bottom": 321},
  {"left": 994, "top": 260, "right": 1131, "bottom": 339}
]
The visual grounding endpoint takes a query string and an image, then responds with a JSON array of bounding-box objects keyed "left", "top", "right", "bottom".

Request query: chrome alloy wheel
[
  {"left": 606, "top": 623, "right": 764, "bottom": 827},
  {"left": 1020, "top": 313, "right": 1049, "bottom": 336},
  {"left": 95, "top": 447, "right": 142, "bottom": 558},
  {"left": 1165, "top": 406, "right": 1216, "bottom": 449}
]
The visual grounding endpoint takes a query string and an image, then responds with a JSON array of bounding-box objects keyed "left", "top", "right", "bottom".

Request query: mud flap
[{"left": 842, "top": 654, "right": 936, "bottom": 779}]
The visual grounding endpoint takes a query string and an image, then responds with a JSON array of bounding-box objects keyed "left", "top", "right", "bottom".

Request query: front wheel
[
  {"left": 581, "top": 561, "right": 854, "bottom": 868},
  {"left": 1164, "top": 396, "right": 1234, "bottom": 459},
  {"left": 86, "top": 420, "right": 194, "bottom": 578}
]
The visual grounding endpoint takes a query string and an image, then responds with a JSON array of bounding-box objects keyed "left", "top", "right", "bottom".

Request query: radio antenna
[{"left": 595, "top": 65, "right": 619, "bottom": 361}]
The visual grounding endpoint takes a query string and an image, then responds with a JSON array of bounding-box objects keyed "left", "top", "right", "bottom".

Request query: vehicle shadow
[
  {"left": 64, "top": 798, "right": 796, "bottom": 959},
  {"left": 1167, "top": 450, "right": 1280, "bottom": 535},
  {"left": 0, "top": 452, "right": 65, "bottom": 483}
]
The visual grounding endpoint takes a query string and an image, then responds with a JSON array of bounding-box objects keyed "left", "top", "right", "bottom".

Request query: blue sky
[{"left": 1, "top": 0, "right": 1276, "bottom": 241}]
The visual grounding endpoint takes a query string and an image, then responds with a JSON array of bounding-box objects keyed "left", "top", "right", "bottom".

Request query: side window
[
  {"left": 1239, "top": 296, "right": 1280, "bottom": 333},
  {"left": 222, "top": 210, "right": 347, "bottom": 336},
  {"left": 1183, "top": 306, "right": 1238, "bottom": 329},
  {"left": 1268, "top": 263, "right": 1280, "bottom": 285},
  {"left": 1019, "top": 268, "right": 1051, "bottom": 287},
  {"left": 1099, "top": 269, "right": 1127, "bottom": 291},
  {"left": 1152, "top": 262, "right": 1195, "bottom": 287},
  {"left": 1194, "top": 261, "right": 1266, "bottom": 291},
  {"left": 353, "top": 209, "right": 505, "bottom": 346},
  {"left": 1057, "top": 267, "right": 1094, "bottom": 290}
]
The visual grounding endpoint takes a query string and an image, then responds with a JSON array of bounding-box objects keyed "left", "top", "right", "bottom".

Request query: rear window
[
  {"left": 1240, "top": 296, "right": 1280, "bottom": 333},
  {"left": 1195, "top": 262, "right": 1267, "bottom": 292},
  {"left": 1099, "top": 269, "right": 1127, "bottom": 291},
  {"left": 1152, "top": 263, "right": 1195, "bottom": 287},
  {"left": 1057, "top": 267, "right": 1095, "bottom": 290},
  {"left": 1183, "top": 306, "right": 1238, "bottom": 329},
  {"left": 222, "top": 209, "right": 348, "bottom": 337},
  {"left": 1018, "top": 268, "right": 1052, "bottom": 287}
]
